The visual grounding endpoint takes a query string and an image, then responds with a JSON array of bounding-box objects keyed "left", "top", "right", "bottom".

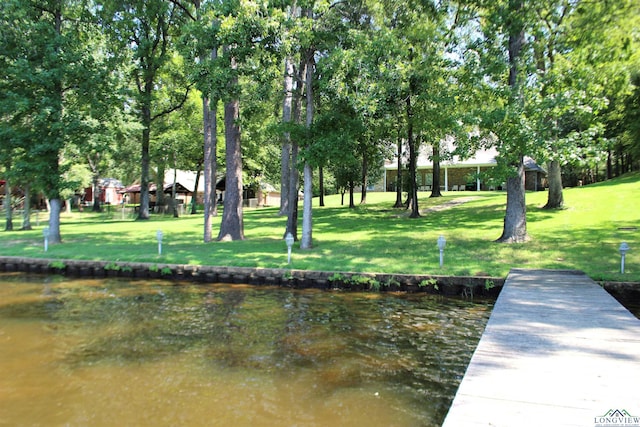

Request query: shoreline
[{"left": 1, "top": 256, "right": 637, "bottom": 297}]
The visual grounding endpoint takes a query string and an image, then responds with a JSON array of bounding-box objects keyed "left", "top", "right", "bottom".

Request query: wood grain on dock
[{"left": 442, "top": 269, "right": 640, "bottom": 427}]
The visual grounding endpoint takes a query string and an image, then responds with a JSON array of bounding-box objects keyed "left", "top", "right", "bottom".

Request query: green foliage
[
  {"left": 385, "top": 277, "right": 401, "bottom": 288},
  {"left": 104, "top": 263, "right": 121, "bottom": 271},
  {"left": 348, "top": 275, "right": 380, "bottom": 291},
  {"left": 327, "top": 273, "right": 345, "bottom": 282},
  {"left": 104, "top": 263, "right": 132, "bottom": 272},
  {"left": 419, "top": 278, "right": 439, "bottom": 291},
  {"left": 369, "top": 281, "right": 381, "bottom": 292},
  {"left": 49, "top": 261, "right": 66, "bottom": 270},
  {"left": 0, "top": 0, "right": 638, "bottom": 268}
]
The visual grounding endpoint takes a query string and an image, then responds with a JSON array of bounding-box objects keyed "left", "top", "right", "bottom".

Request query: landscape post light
[
  {"left": 437, "top": 235, "right": 446, "bottom": 268},
  {"left": 43, "top": 227, "right": 50, "bottom": 252},
  {"left": 619, "top": 242, "right": 630, "bottom": 274},
  {"left": 285, "top": 232, "right": 295, "bottom": 264},
  {"left": 156, "top": 230, "right": 164, "bottom": 255}
]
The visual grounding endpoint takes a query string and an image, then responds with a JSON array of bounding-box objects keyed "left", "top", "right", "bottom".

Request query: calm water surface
[{"left": 0, "top": 273, "right": 493, "bottom": 426}]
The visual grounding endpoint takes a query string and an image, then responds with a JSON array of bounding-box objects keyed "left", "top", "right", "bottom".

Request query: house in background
[
  {"left": 83, "top": 178, "right": 125, "bottom": 206},
  {"left": 380, "top": 146, "right": 546, "bottom": 193},
  {"left": 162, "top": 169, "right": 205, "bottom": 207},
  {"left": 215, "top": 176, "right": 282, "bottom": 208},
  {"left": 121, "top": 169, "right": 283, "bottom": 211}
]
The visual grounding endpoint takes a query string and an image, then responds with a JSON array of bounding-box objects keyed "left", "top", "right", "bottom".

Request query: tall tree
[
  {"left": 0, "top": 0, "right": 111, "bottom": 243},
  {"left": 578, "top": 0, "right": 640, "bottom": 179},
  {"left": 497, "top": 0, "right": 528, "bottom": 242},
  {"left": 217, "top": 51, "right": 245, "bottom": 240},
  {"left": 526, "top": 0, "right": 617, "bottom": 209},
  {"left": 300, "top": 43, "right": 315, "bottom": 249},
  {"left": 284, "top": 58, "right": 305, "bottom": 241},
  {"left": 281, "top": 6, "right": 309, "bottom": 243},
  {"left": 100, "top": 0, "right": 190, "bottom": 221},
  {"left": 279, "top": 45, "right": 295, "bottom": 217},
  {"left": 201, "top": 0, "right": 281, "bottom": 241},
  {"left": 175, "top": 0, "right": 221, "bottom": 240},
  {"left": 470, "top": 0, "right": 532, "bottom": 243}
]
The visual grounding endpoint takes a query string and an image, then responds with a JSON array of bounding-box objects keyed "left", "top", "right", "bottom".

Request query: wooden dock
[{"left": 442, "top": 269, "right": 640, "bottom": 427}]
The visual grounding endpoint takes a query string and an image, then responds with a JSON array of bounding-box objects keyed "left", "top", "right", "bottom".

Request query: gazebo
[{"left": 121, "top": 182, "right": 193, "bottom": 208}]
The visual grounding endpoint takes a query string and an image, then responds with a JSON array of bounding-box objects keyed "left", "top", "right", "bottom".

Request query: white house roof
[
  {"left": 385, "top": 146, "right": 499, "bottom": 170},
  {"left": 444, "top": 146, "right": 500, "bottom": 167},
  {"left": 163, "top": 169, "right": 205, "bottom": 193},
  {"left": 385, "top": 145, "right": 545, "bottom": 173}
]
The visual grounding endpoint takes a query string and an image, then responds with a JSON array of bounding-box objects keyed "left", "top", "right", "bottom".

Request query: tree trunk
[
  {"left": 496, "top": 158, "right": 529, "bottom": 243},
  {"left": 280, "top": 140, "right": 291, "bottom": 215},
  {"left": 203, "top": 45, "right": 219, "bottom": 242},
  {"left": 285, "top": 139, "right": 299, "bottom": 239},
  {"left": 544, "top": 159, "right": 564, "bottom": 209},
  {"left": 191, "top": 161, "right": 201, "bottom": 214},
  {"left": 217, "top": 56, "right": 244, "bottom": 241},
  {"left": 257, "top": 184, "right": 264, "bottom": 207},
  {"left": 349, "top": 181, "right": 355, "bottom": 208},
  {"left": 91, "top": 173, "right": 101, "bottom": 212},
  {"left": 4, "top": 178, "right": 13, "bottom": 231},
  {"left": 430, "top": 142, "right": 442, "bottom": 198},
  {"left": 21, "top": 184, "right": 32, "bottom": 230},
  {"left": 496, "top": 0, "right": 528, "bottom": 243},
  {"left": 48, "top": 198, "right": 63, "bottom": 244},
  {"left": 319, "top": 166, "right": 325, "bottom": 207},
  {"left": 279, "top": 56, "right": 294, "bottom": 216},
  {"left": 394, "top": 132, "right": 403, "bottom": 208},
  {"left": 203, "top": 93, "right": 218, "bottom": 240},
  {"left": 138, "top": 98, "right": 152, "bottom": 220},
  {"left": 360, "top": 152, "right": 368, "bottom": 204},
  {"left": 300, "top": 47, "right": 314, "bottom": 250},
  {"left": 44, "top": 4, "right": 64, "bottom": 242},
  {"left": 406, "top": 97, "right": 420, "bottom": 218},
  {"left": 285, "top": 56, "right": 307, "bottom": 241},
  {"left": 203, "top": 94, "right": 214, "bottom": 241},
  {"left": 171, "top": 167, "right": 178, "bottom": 217},
  {"left": 301, "top": 162, "right": 313, "bottom": 248},
  {"left": 156, "top": 162, "right": 166, "bottom": 211}
]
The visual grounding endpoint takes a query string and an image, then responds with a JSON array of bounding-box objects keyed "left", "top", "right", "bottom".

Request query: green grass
[{"left": 1, "top": 173, "right": 639, "bottom": 282}]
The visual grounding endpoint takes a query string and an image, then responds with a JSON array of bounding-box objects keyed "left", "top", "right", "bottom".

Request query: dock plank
[{"left": 442, "top": 269, "right": 640, "bottom": 427}]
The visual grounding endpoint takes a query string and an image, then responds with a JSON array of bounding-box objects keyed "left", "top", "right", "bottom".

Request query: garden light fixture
[
  {"left": 285, "top": 232, "right": 295, "bottom": 264},
  {"left": 43, "top": 227, "right": 50, "bottom": 252},
  {"left": 437, "top": 235, "right": 446, "bottom": 268},
  {"left": 156, "top": 230, "right": 164, "bottom": 255},
  {"left": 619, "top": 242, "right": 630, "bottom": 274}
]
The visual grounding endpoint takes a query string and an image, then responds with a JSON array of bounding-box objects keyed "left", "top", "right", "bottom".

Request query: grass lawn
[{"left": 1, "top": 173, "right": 638, "bottom": 282}]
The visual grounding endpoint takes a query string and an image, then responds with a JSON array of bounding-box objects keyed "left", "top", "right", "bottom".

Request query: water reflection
[{"left": 0, "top": 273, "right": 493, "bottom": 426}]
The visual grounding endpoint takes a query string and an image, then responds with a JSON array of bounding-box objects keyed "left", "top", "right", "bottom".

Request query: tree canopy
[{"left": 1, "top": 0, "right": 638, "bottom": 245}]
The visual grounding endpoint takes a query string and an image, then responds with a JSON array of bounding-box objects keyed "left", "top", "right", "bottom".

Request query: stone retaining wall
[{"left": 0, "top": 256, "right": 504, "bottom": 297}]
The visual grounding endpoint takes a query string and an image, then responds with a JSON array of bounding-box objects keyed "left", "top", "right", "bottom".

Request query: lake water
[{"left": 0, "top": 273, "right": 493, "bottom": 426}]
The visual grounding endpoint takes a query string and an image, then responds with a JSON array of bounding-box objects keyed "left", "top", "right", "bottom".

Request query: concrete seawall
[{"left": 0, "top": 255, "right": 503, "bottom": 296}]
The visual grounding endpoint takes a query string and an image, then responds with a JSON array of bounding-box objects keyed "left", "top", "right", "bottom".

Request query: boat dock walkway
[{"left": 442, "top": 269, "right": 640, "bottom": 427}]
